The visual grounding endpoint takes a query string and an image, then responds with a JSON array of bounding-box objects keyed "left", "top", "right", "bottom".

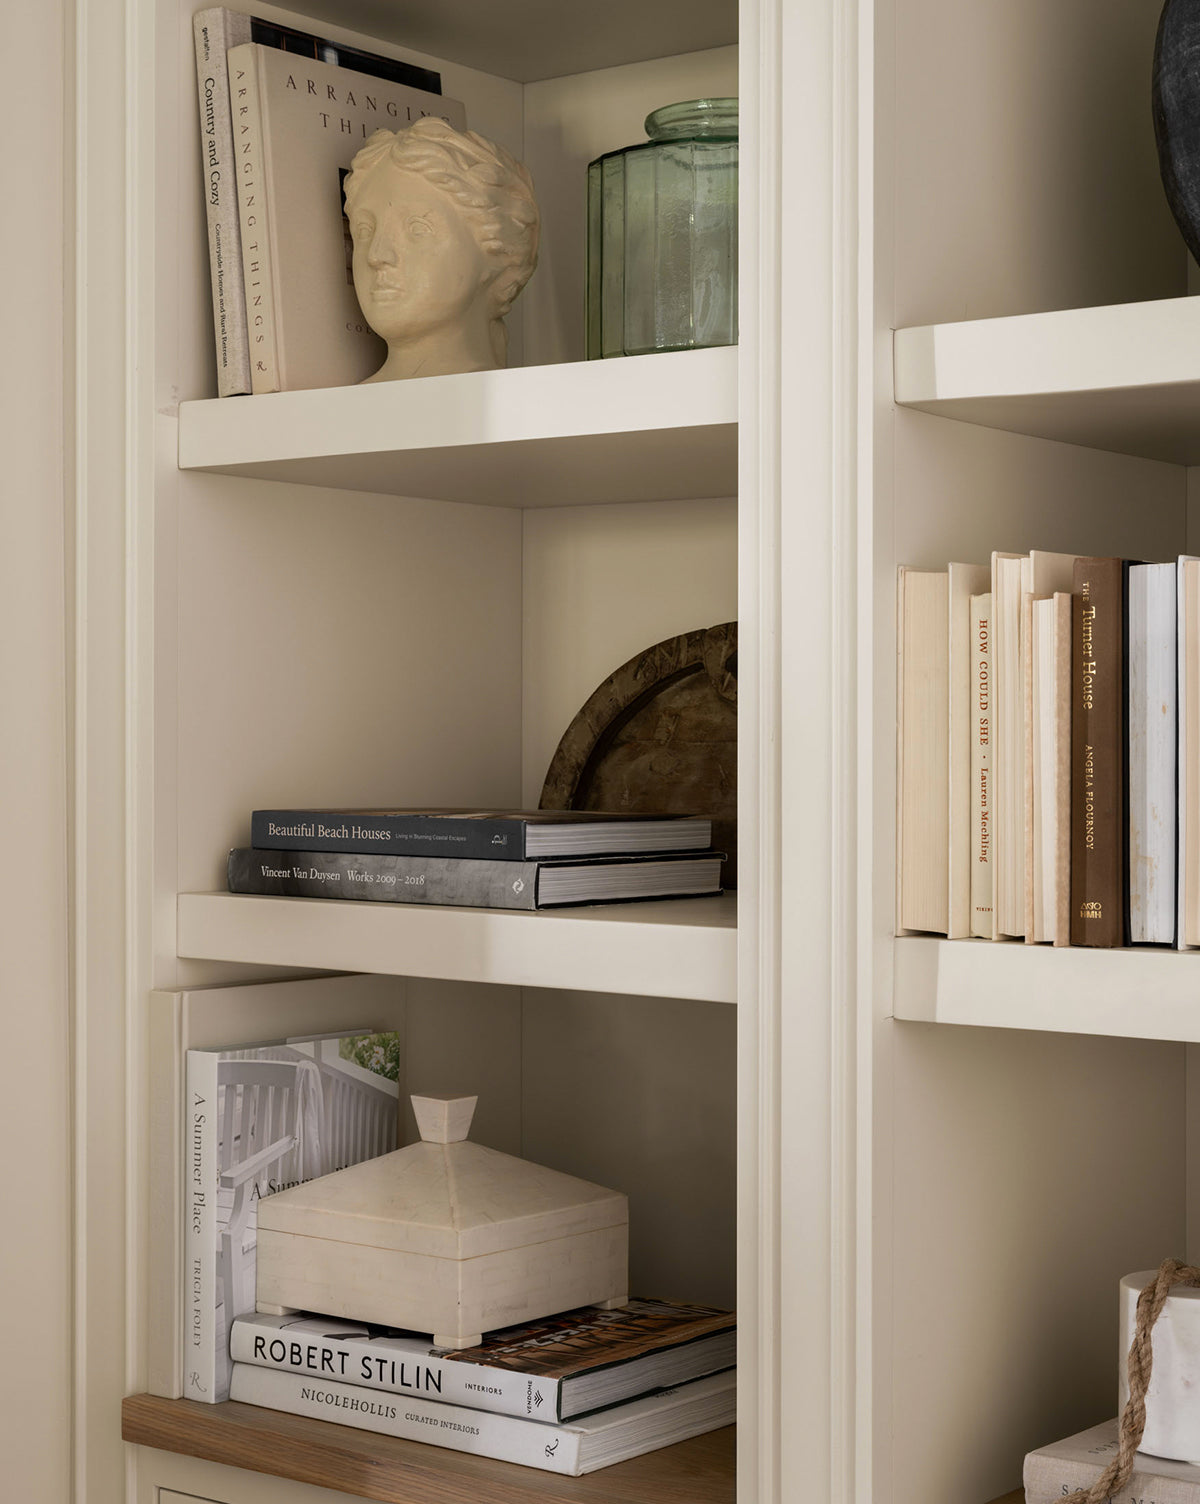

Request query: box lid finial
[{"left": 412, "top": 1093, "right": 478, "bottom": 1144}]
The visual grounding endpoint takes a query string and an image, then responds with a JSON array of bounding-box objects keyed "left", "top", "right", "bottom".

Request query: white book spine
[
  {"left": 228, "top": 43, "right": 281, "bottom": 393},
  {"left": 184, "top": 1050, "right": 219, "bottom": 1401},
  {"left": 148, "top": 993, "right": 185, "bottom": 1398},
  {"left": 1129, "top": 563, "right": 1178, "bottom": 944},
  {"left": 969, "top": 592, "right": 993, "bottom": 937},
  {"left": 193, "top": 8, "right": 252, "bottom": 395},
  {"left": 993, "top": 555, "right": 1025, "bottom": 937},
  {"left": 1180, "top": 558, "right": 1200, "bottom": 948},
  {"left": 230, "top": 1317, "right": 560, "bottom": 1420},
  {"left": 230, "top": 1363, "right": 584, "bottom": 1474}
]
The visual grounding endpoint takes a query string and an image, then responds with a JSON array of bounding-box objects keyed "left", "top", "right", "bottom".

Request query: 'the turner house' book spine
[{"left": 1070, "top": 557, "right": 1126, "bottom": 947}]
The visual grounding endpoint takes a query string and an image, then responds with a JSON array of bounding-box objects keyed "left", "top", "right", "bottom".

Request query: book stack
[
  {"left": 226, "top": 1301, "right": 736, "bottom": 1476},
  {"left": 192, "top": 7, "right": 464, "bottom": 395},
  {"left": 227, "top": 808, "right": 725, "bottom": 910},
  {"left": 897, "top": 553, "right": 1194, "bottom": 948},
  {"left": 1024, "top": 1418, "right": 1200, "bottom": 1502}
]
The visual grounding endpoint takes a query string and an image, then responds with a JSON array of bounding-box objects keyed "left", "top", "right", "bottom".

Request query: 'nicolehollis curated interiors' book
[
  {"left": 231, "top": 1300, "right": 736, "bottom": 1422},
  {"left": 185, "top": 1030, "right": 399, "bottom": 1403}
]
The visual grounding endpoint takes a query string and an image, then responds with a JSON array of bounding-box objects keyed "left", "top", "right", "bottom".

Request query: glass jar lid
[{"left": 644, "top": 98, "right": 739, "bottom": 142}]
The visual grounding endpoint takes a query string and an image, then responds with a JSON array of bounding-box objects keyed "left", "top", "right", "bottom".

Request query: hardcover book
[
  {"left": 1024, "top": 1418, "right": 1200, "bottom": 1503},
  {"left": 947, "top": 562, "right": 989, "bottom": 938},
  {"left": 1181, "top": 558, "right": 1200, "bottom": 947},
  {"left": 227, "top": 848, "right": 725, "bottom": 910},
  {"left": 896, "top": 567, "right": 949, "bottom": 934},
  {"left": 1070, "top": 556, "right": 1127, "bottom": 947},
  {"left": 969, "top": 591, "right": 993, "bottom": 937},
  {"left": 229, "top": 1363, "right": 736, "bottom": 1475},
  {"left": 185, "top": 1029, "right": 400, "bottom": 1403},
  {"left": 1128, "top": 561, "right": 1177, "bottom": 944},
  {"left": 250, "top": 808, "right": 714, "bottom": 860},
  {"left": 192, "top": 8, "right": 439, "bottom": 396},
  {"left": 227, "top": 42, "right": 465, "bottom": 392},
  {"left": 231, "top": 1299, "right": 736, "bottom": 1422}
]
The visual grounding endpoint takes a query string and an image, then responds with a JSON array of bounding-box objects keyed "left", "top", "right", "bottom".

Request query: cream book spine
[
  {"left": 193, "top": 8, "right": 253, "bottom": 396},
  {"left": 969, "top": 591, "right": 993, "bottom": 937},
  {"left": 228, "top": 43, "right": 281, "bottom": 394},
  {"left": 1022, "top": 589, "right": 1036, "bottom": 941},
  {"left": 991, "top": 552, "right": 1024, "bottom": 937},
  {"left": 947, "top": 563, "right": 989, "bottom": 938},
  {"left": 1052, "top": 591, "right": 1072, "bottom": 946},
  {"left": 897, "top": 567, "right": 949, "bottom": 935},
  {"left": 1181, "top": 558, "right": 1200, "bottom": 948},
  {"left": 1128, "top": 561, "right": 1178, "bottom": 944},
  {"left": 1028, "top": 594, "right": 1071, "bottom": 943}
]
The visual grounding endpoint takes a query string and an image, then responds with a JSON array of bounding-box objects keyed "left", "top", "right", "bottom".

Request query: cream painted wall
[{"left": 0, "top": 0, "right": 72, "bottom": 1500}]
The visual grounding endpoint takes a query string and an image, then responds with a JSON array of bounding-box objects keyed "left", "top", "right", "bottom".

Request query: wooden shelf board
[
  {"left": 287, "top": 0, "right": 737, "bottom": 84},
  {"left": 893, "top": 295, "right": 1200, "bottom": 464},
  {"left": 893, "top": 936, "right": 1200, "bottom": 1043},
  {"left": 177, "top": 348, "right": 738, "bottom": 507},
  {"left": 122, "top": 1394, "right": 735, "bottom": 1504},
  {"left": 984, "top": 1492, "right": 1023, "bottom": 1504},
  {"left": 177, "top": 891, "right": 738, "bottom": 1003}
]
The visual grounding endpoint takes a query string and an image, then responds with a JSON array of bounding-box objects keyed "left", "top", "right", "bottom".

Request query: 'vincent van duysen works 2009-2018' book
[
  {"left": 231, "top": 1299, "right": 736, "bottom": 1422},
  {"left": 228, "top": 848, "right": 724, "bottom": 910},
  {"left": 249, "top": 808, "right": 714, "bottom": 859}
]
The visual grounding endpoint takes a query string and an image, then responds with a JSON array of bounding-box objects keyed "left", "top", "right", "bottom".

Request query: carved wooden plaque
[{"left": 539, "top": 622, "right": 737, "bottom": 886}]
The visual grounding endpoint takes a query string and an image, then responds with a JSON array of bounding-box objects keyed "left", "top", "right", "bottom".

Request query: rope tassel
[{"left": 1062, "top": 1258, "right": 1200, "bottom": 1503}]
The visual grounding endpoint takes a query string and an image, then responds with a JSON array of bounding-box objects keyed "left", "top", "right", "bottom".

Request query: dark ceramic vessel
[{"left": 1154, "top": 0, "right": 1200, "bottom": 263}]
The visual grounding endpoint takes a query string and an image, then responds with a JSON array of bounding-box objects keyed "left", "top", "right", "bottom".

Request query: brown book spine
[{"left": 1070, "top": 557, "right": 1126, "bottom": 946}]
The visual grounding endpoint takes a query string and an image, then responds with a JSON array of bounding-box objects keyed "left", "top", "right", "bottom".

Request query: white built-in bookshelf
[{"left": 77, "top": 0, "right": 1200, "bottom": 1502}]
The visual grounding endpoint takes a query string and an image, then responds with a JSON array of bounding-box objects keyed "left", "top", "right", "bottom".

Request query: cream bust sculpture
[
  {"left": 343, "top": 119, "right": 540, "bottom": 382},
  {"left": 255, "top": 1093, "right": 628, "bottom": 1349}
]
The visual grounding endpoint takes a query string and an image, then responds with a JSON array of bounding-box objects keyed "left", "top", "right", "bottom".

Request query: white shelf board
[
  {"left": 177, "top": 890, "right": 737, "bottom": 1003},
  {"left": 177, "top": 348, "right": 738, "bottom": 507},
  {"left": 893, "top": 936, "right": 1200, "bottom": 1043},
  {"left": 290, "top": 0, "right": 737, "bottom": 83},
  {"left": 893, "top": 295, "right": 1200, "bottom": 464}
]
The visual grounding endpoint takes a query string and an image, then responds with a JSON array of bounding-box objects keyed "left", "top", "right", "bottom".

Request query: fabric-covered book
[
  {"left": 227, "top": 42, "right": 465, "bottom": 392},
  {"left": 185, "top": 1030, "right": 399, "bottom": 1403},
  {"left": 229, "top": 1363, "right": 735, "bottom": 1474},
  {"left": 1024, "top": 1418, "right": 1200, "bottom": 1502},
  {"left": 231, "top": 1299, "right": 736, "bottom": 1421}
]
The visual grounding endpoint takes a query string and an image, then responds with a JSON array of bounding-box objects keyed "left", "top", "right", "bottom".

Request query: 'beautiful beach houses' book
[
  {"left": 232, "top": 1299, "right": 736, "bottom": 1422},
  {"left": 227, "top": 42, "right": 465, "bottom": 392},
  {"left": 230, "top": 1363, "right": 736, "bottom": 1474},
  {"left": 185, "top": 1030, "right": 399, "bottom": 1402},
  {"left": 192, "top": 7, "right": 439, "bottom": 395},
  {"left": 228, "top": 848, "right": 725, "bottom": 910}
]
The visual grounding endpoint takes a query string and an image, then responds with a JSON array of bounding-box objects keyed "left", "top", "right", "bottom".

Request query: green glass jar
[{"left": 586, "top": 98, "right": 738, "bottom": 359}]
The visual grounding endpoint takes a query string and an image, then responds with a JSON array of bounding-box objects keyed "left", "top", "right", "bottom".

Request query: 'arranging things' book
[
  {"left": 230, "top": 1363, "right": 735, "bottom": 1476},
  {"left": 227, "top": 42, "right": 465, "bottom": 392},
  {"left": 232, "top": 1299, "right": 736, "bottom": 1422},
  {"left": 228, "top": 849, "right": 724, "bottom": 910}
]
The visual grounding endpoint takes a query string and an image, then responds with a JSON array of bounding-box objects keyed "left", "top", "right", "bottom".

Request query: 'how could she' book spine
[
  {"left": 969, "top": 592, "right": 993, "bottom": 936},
  {"left": 1070, "top": 556, "right": 1127, "bottom": 947},
  {"left": 228, "top": 43, "right": 281, "bottom": 393}
]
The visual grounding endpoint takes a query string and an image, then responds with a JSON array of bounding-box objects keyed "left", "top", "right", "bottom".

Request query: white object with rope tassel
[{"left": 1120, "top": 1270, "right": 1200, "bottom": 1463}]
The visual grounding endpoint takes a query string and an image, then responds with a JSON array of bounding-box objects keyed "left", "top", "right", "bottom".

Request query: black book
[
  {"left": 250, "top": 809, "right": 714, "bottom": 861},
  {"left": 228, "top": 848, "right": 724, "bottom": 911}
]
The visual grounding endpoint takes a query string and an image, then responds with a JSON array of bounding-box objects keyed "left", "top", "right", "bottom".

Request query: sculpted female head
[{"left": 344, "top": 118, "right": 540, "bottom": 381}]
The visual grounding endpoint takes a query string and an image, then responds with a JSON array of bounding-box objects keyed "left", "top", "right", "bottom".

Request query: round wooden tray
[{"left": 539, "top": 622, "right": 737, "bottom": 886}]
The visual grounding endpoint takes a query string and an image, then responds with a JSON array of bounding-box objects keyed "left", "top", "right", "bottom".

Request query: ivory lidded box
[{"left": 255, "top": 1093, "right": 629, "bottom": 1349}]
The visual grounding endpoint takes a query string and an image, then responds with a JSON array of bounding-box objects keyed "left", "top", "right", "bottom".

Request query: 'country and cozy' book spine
[
  {"left": 230, "top": 1364, "right": 586, "bottom": 1472},
  {"left": 1070, "top": 556, "right": 1126, "bottom": 946},
  {"left": 228, "top": 43, "right": 281, "bottom": 393},
  {"left": 231, "top": 1318, "right": 559, "bottom": 1420},
  {"left": 194, "top": 8, "right": 253, "bottom": 395}
]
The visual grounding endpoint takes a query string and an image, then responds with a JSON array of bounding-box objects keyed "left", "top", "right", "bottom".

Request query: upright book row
[
  {"left": 193, "top": 6, "right": 463, "bottom": 396},
  {"left": 898, "top": 552, "right": 1200, "bottom": 949}
]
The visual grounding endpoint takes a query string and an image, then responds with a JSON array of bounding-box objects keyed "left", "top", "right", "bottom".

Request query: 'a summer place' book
[
  {"left": 227, "top": 42, "right": 465, "bottom": 392},
  {"left": 229, "top": 1364, "right": 735, "bottom": 1475},
  {"left": 185, "top": 1030, "right": 399, "bottom": 1403},
  {"left": 231, "top": 1300, "right": 736, "bottom": 1421},
  {"left": 250, "top": 809, "right": 714, "bottom": 860}
]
